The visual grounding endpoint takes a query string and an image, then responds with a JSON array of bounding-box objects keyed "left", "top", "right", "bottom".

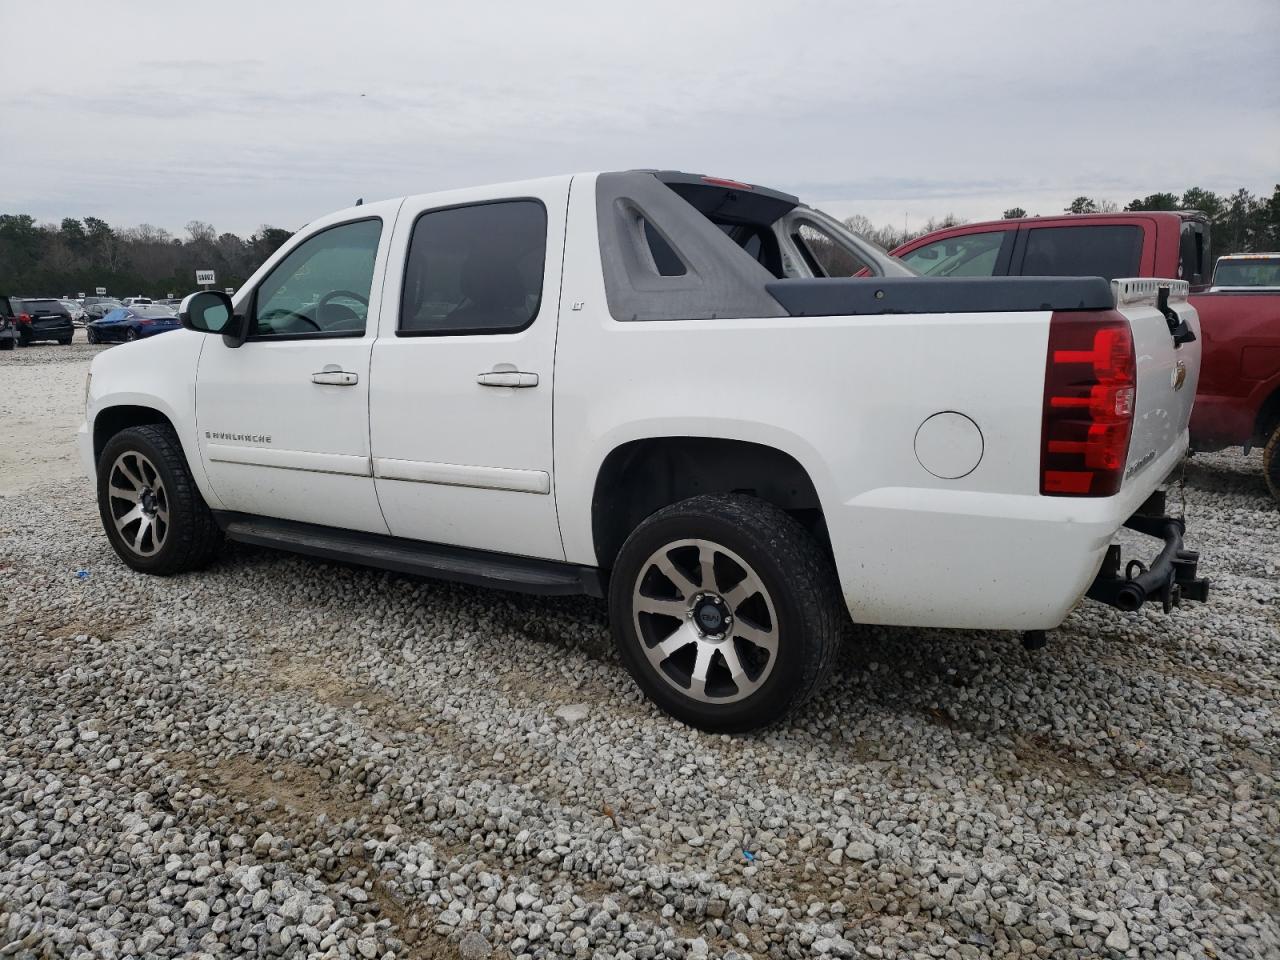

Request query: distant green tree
[
  {"left": 1217, "top": 188, "right": 1259, "bottom": 255},
  {"left": 1260, "top": 185, "right": 1280, "bottom": 249},
  {"left": 1180, "top": 187, "right": 1224, "bottom": 220},
  {"left": 1002, "top": 207, "right": 1027, "bottom": 219},
  {"left": 249, "top": 226, "right": 293, "bottom": 265},
  {"left": 1125, "top": 192, "right": 1180, "bottom": 212},
  {"left": 1066, "top": 196, "right": 1099, "bottom": 214}
]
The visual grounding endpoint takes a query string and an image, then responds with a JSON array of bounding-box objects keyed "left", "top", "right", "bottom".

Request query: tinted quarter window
[
  {"left": 399, "top": 200, "right": 546, "bottom": 335},
  {"left": 900, "top": 231, "right": 1008, "bottom": 277},
  {"left": 1021, "top": 225, "right": 1141, "bottom": 281},
  {"left": 252, "top": 218, "right": 382, "bottom": 339},
  {"left": 643, "top": 219, "right": 687, "bottom": 277}
]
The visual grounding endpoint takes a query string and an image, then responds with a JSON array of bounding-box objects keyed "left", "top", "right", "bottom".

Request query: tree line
[
  {"left": 3, "top": 182, "right": 1277, "bottom": 297},
  {"left": 0, "top": 216, "right": 294, "bottom": 299},
  {"left": 849, "top": 184, "right": 1280, "bottom": 257}
]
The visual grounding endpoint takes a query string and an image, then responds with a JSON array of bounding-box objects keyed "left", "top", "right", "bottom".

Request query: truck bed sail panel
[{"left": 765, "top": 276, "right": 1115, "bottom": 317}]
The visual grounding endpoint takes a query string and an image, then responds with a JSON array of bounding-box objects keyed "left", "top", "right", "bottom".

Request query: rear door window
[
  {"left": 399, "top": 200, "right": 547, "bottom": 336},
  {"left": 899, "top": 231, "right": 1011, "bottom": 277},
  {"left": 1019, "top": 224, "right": 1142, "bottom": 281}
]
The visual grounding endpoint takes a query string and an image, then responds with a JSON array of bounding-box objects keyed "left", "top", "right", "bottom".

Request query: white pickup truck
[{"left": 79, "top": 170, "right": 1209, "bottom": 731}]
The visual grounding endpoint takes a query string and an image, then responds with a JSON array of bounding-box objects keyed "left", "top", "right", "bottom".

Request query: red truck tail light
[
  {"left": 1040, "top": 312, "right": 1135, "bottom": 497},
  {"left": 17, "top": 313, "right": 31, "bottom": 324}
]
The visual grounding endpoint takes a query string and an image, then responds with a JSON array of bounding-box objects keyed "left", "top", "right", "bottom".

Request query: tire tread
[
  {"left": 98, "top": 424, "right": 222, "bottom": 574},
  {"left": 610, "top": 493, "right": 844, "bottom": 731}
]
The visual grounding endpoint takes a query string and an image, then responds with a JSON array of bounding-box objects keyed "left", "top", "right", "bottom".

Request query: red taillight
[
  {"left": 1041, "top": 312, "right": 1135, "bottom": 497},
  {"left": 17, "top": 313, "right": 31, "bottom": 324}
]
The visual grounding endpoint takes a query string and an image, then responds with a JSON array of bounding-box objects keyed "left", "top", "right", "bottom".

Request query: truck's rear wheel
[
  {"left": 609, "top": 494, "right": 842, "bottom": 732},
  {"left": 97, "top": 424, "right": 223, "bottom": 574},
  {"left": 1264, "top": 423, "right": 1280, "bottom": 503}
]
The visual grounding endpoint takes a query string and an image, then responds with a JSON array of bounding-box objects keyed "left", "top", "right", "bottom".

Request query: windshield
[
  {"left": 1213, "top": 257, "right": 1280, "bottom": 287},
  {"left": 133, "top": 305, "right": 177, "bottom": 318}
]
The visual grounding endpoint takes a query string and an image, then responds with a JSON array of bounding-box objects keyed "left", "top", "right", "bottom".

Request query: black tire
[
  {"left": 1264, "top": 422, "right": 1280, "bottom": 504},
  {"left": 97, "top": 424, "right": 223, "bottom": 575},
  {"left": 58, "top": 337, "right": 72, "bottom": 346},
  {"left": 86, "top": 329, "right": 98, "bottom": 344},
  {"left": 125, "top": 328, "right": 139, "bottom": 342},
  {"left": 0, "top": 338, "right": 13, "bottom": 351},
  {"left": 609, "top": 493, "right": 843, "bottom": 733}
]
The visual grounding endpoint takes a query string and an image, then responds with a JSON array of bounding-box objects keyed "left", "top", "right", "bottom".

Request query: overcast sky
[{"left": 3, "top": 0, "right": 1277, "bottom": 237}]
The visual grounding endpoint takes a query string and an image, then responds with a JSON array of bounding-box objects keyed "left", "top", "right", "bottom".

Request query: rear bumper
[
  {"left": 1087, "top": 502, "right": 1210, "bottom": 613},
  {"left": 20, "top": 319, "right": 74, "bottom": 341},
  {"left": 826, "top": 435, "right": 1191, "bottom": 630}
]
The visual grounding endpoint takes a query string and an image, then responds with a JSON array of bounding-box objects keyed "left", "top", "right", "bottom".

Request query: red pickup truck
[{"left": 891, "top": 213, "right": 1280, "bottom": 499}]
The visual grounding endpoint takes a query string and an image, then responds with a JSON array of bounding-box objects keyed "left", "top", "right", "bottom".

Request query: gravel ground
[
  {"left": 0, "top": 337, "right": 108, "bottom": 495},
  {"left": 1, "top": 344, "right": 1277, "bottom": 959}
]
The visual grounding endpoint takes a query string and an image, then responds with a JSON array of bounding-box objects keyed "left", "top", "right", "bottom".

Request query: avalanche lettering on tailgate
[{"left": 206, "top": 431, "right": 272, "bottom": 444}]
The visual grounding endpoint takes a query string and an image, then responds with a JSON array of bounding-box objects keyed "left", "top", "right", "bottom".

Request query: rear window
[
  {"left": 1213, "top": 257, "right": 1280, "bottom": 287},
  {"left": 134, "top": 305, "right": 176, "bottom": 318},
  {"left": 21, "top": 299, "right": 69, "bottom": 315},
  {"left": 791, "top": 223, "right": 873, "bottom": 278},
  {"left": 1021, "top": 225, "right": 1142, "bottom": 281}
]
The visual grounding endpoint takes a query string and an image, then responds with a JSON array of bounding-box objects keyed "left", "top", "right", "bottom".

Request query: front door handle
[
  {"left": 312, "top": 366, "right": 359, "bottom": 386},
  {"left": 477, "top": 370, "right": 538, "bottom": 388}
]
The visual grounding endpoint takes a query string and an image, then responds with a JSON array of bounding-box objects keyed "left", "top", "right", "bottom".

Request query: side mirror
[{"left": 179, "top": 290, "right": 248, "bottom": 347}]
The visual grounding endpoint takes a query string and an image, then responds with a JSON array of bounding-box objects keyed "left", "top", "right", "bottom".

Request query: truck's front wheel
[
  {"left": 97, "top": 424, "right": 223, "bottom": 575},
  {"left": 609, "top": 494, "right": 843, "bottom": 732}
]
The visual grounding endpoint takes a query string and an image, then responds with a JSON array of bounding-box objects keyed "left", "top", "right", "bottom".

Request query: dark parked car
[
  {"left": 0, "top": 295, "right": 17, "bottom": 350},
  {"left": 83, "top": 297, "right": 124, "bottom": 320},
  {"left": 11, "top": 298, "right": 74, "bottom": 345},
  {"left": 87, "top": 304, "right": 181, "bottom": 343}
]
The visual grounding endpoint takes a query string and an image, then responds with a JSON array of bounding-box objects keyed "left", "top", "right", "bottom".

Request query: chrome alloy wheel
[
  {"left": 107, "top": 451, "right": 169, "bottom": 557},
  {"left": 631, "top": 538, "right": 779, "bottom": 704}
]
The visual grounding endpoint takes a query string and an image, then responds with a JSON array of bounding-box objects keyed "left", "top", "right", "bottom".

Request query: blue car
[{"left": 87, "top": 304, "right": 181, "bottom": 343}]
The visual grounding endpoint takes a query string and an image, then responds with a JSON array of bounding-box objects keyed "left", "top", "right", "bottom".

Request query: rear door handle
[
  {"left": 312, "top": 366, "right": 359, "bottom": 386},
  {"left": 477, "top": 370, "right": 538, "bottom": 388}
]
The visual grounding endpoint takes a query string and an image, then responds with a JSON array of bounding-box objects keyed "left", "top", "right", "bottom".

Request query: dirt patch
[
  {"left": 1004, "top": 731, "right": 1192, "bottom": 796},
  {"left": 171, "top": 749, "right": 373, "bottom": 825}
]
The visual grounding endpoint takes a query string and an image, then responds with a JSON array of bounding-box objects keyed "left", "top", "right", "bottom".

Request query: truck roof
[
  {"left": 931, "top": 210, "right": 1209, "bottom": 233},
  {"left": 329, "top": 171, "right": 800, "bottom": 226}
]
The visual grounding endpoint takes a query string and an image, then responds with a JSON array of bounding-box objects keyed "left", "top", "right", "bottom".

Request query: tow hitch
[{"left": 1087, "top": 509, "right": 1210, "bottom": 614}]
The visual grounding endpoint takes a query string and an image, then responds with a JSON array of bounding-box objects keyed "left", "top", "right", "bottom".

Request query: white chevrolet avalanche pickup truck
[{"left": 79, "top": 170, "right": 1210, "bottom": 731}]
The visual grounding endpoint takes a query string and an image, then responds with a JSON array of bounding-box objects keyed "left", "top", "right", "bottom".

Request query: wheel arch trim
[
  {"left": 90, "top": 395, "right": 224, "bottom": 510},
  {"left": 584, "top": 427, "right": 833, "bottom": 571}
]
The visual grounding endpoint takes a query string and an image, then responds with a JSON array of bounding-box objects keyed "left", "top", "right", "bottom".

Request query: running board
[{"left": 215, "top": 513, "right": 603, "bottom": 597}]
